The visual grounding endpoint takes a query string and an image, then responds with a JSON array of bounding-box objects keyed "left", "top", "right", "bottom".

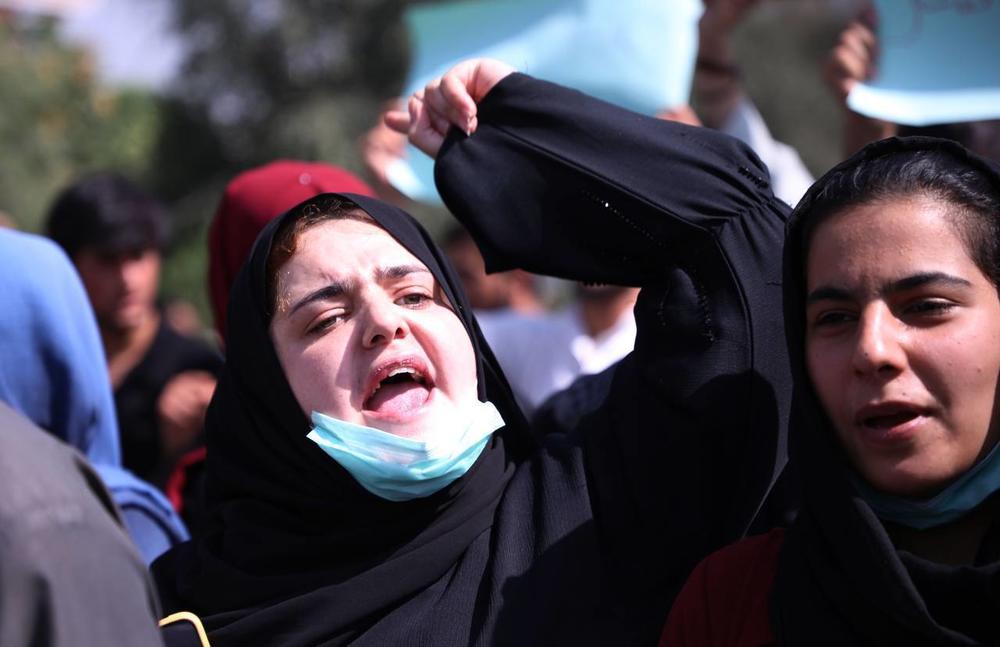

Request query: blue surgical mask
[
  {"left": 307, "top": 400, "right": 505, "bottom": 502},
  {"left": 852, "top": 441, "right": 1000, "bottom": 529}
]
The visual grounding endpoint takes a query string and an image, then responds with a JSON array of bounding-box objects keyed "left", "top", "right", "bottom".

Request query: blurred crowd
[{"left": 0, "top": 0, "right": 998, "bottom": 646}]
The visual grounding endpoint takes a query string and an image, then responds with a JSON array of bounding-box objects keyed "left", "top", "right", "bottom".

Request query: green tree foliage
[
  {"left": 0, "top": 17, "right": 161, "bottom": 231},
  {"left": 158, "top": 0, "right": 409, "bottom": 197},
  {"left": 0, "top": 1, "right": 856, "bottom": 331},
  {"left": 150, "top": 0, "right": 417, "bottom": 322}
]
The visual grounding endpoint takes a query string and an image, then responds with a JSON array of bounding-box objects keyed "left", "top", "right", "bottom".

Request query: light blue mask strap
[{"left": 852, "top": 440, "right": 1000, "bottom": 530}]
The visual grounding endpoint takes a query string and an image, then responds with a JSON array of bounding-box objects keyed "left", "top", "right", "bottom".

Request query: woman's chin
[{"left": 860, "top": 459, "right": 961, "bottom": 499}]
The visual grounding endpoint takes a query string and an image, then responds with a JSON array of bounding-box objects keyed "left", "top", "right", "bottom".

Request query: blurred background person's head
[
  {"left": 898, "top": 121, "right": 1000, "bottom": 163},
  {"left": 208, "top": 160, "right": 374, "bottom": 342},
  {"left": 45, "top": 172, "right": 169, "bottom": 337},
  {"left": 441, "top": 225, "right": 542, "bottom": 314}
]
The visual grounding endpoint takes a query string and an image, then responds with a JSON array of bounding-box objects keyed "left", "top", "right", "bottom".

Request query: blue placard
[
  {"left": 391, "top": 0, "right": 703, "bottom": 203},
  {"left": 848, "top": 0, "right": 1000, "bottom": 126}
]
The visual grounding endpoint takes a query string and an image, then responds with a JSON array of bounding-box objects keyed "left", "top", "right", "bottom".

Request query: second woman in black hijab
[
  {"left": 154, "top": 60, "right": 793, "bottom": 645},
  {"left": 662, "top": 137, "right": 1000, "bottom": 645}
]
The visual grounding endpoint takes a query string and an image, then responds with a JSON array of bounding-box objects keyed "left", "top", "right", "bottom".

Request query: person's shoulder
[
  {"left": 0, "top": 229, "right": 78, "bottom": 288},
  {"left": 0, "top": 401, "right": 73, "bottom": 482},
  {"left": 0, "top": 401, "right": 118, "bottom": 527},
  {"left": 660, "top": 529, "right": 784, "bottom": 647},
  {"left": 704, "top": 527, "right": 785, "bottom": 573},
  {"left": 0, "top": 227, "right": 64, "bottom": 259}
]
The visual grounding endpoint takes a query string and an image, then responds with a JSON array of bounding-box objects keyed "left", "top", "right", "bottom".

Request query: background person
[
  {"left": 0, "top": 228, "right": 187, "bottom": 564},
  {"left": 692, "top": 0, "right": 814, "bottom": 206},
  {"left": 481, "top": 283, "right": 639, "bottom": 415},
  {"left": 0, "top": 401, "right": 164, "bottom": 647},
  {"left": 45, "top": 173, "right": 222, "bottom": 488},
  {"left": 208, "top": 159, "right": 376, "bottom": 344},
  {"left": 441, "top": 224, "right": 542, "bottom": 315},
  {"left": 442, "top": 224, "right": 636, "bottom": 416}
]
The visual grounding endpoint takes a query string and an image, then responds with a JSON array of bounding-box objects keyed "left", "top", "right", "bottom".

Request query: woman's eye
[
  {"left": 811, "top": 310, "right": 855, "bottom": 328},
  {"left": 905, "top": 299, "right": 956, "bottom": 316},
  {"left": 308, "top": 313, "right": 345, "bottom": 335},
  {"left": 397, "top": 292, "right": 431, "bottom": 307}
]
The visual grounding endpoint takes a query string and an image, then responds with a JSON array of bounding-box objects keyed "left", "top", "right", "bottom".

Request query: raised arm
[
  {"left": 391, "top": 60, "right": 795, "bottom": 616},
  {"left": 389, "top": 60, "right": 781, "bottom": 285}
]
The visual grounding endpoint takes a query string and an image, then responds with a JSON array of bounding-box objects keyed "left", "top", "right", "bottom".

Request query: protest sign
[
  {"left": 848, "top": 0, "right": 1000, "bottom": 126},
  {"left": 388, "top": 0, "right": 703, "bottom": 203}
]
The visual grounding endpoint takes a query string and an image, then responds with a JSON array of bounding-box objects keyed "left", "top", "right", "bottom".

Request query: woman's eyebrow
[
  {"left": 285, "top": 266, "right": 429, "bottom": 316},
  {"left": 375, "top": 264, "right": 431, "bottom": 282},
  {"left": 806, "top": 285, "right": 851, "bottom": 305},
  {"left": 806, "top": 272, "right": 973, "bottom": 305},
  {"left": 887, "top": 272, "right": 971, "bottom": 293},
  {"left": 288, "top": 281, "right": 351, "bottom": 316}
]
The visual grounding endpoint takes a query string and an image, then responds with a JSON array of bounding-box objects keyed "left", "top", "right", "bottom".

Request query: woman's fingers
[
  {"left": 424, "top": 75, "right": 471, "bottom": 135},
  {"left": 407, "top": 92, "right": 445, "bottom": 158},
  {"left": 396, "top": 58, "right": 517, "bottom": 159},
  {"left": 441, "top": 73, "right": 477, "bottom": 132}
]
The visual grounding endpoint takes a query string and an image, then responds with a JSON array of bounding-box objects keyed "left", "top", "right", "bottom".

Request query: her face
[
  {"left": 269, "top": 219, "right": 479, "bottom": 440},
  {"left": 805, "top": 196, "right": 1000, "bottom": 497}
]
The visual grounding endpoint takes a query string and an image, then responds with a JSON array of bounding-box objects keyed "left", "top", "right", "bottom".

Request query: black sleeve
[{"left": 435, "top": 73, "right": 794, "bottom": 604}]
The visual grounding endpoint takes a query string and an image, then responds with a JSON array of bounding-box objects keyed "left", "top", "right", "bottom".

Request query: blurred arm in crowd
[
  {"left": 826, "top": 12, "right": 1000, "bottom": 163},
  {"left": 692, "top": 0, "right": 814, "bottom": 205}
]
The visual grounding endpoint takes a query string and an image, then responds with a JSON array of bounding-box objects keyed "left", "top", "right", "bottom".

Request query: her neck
[{"left": 887, "top": 495, "right": 1000, "bottom": 565}]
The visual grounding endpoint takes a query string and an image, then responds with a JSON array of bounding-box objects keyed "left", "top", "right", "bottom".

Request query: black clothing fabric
[
  {"left": 772, "top": 137, "right": 1000, "bottom": 646},
  {"left": 116, "top": 319, "right": 221, "bottom": 482},
  {"left": 0, "top": 401, "right": 163, "bottom": 647},
  {"left": 154, "top": 74, "right": 792, "bottom": 646}
]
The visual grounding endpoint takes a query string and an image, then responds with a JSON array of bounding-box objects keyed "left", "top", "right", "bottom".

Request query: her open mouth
[
  {"left": 854, "top": 402, "right": 929, "bottom": 444},
  {"left": 363, "top": 363, "right": 434, "bottom": 420},
  {"left": 862, "top": 411, "right": 920, "bottom": 429}
]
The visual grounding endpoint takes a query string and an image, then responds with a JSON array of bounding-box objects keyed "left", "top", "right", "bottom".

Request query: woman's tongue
[{"left": 366, "top": 380, "right": 431, "bottom": 417}]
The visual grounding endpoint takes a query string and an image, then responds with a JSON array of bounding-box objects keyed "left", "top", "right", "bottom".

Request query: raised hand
[
  {"left": 385, "top": 58, "right": 516, "bottom": 159},
  {"left": 824, "top": 12, "right": 897, "bottom": 155},
  {"left": 824, "top": 19, "right": 879, "bottom": 104}
]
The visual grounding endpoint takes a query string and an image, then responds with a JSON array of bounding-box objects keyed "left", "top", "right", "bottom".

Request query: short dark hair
[
  {"left": 265, "top": 195, "right": 374, "bottom": 317},
  {"left": 801, "top": 145, "right": 1000, "bottom": 286},
  {"left": 45, "top": 173, "right": 170, "bottom": 259}
]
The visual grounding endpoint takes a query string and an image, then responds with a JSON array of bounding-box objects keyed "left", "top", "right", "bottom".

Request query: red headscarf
[{"left": 208, "top": 160, "right": 374, "bottom": 342}]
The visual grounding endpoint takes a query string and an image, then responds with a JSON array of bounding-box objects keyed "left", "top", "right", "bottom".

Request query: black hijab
[
  {"left": 153, "top": 194, "right": 531, "bottom": 645},
  {"left": 772, "top": 138, "right": 1000, "bottom": 645}
]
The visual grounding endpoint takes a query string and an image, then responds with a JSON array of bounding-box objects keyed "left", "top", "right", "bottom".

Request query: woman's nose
[
  {"left": 362, "top": 297, "right": 408, "bottom": 348},
  {"left": 852, "top": 305, "right": 905, "bottom": 377}
]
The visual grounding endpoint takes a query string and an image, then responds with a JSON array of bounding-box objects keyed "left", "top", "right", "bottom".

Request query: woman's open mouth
[
  {"left": 855, "top": 402, "right": 928, "bottom": 445},
  {"left": 362, "top": 359, "right": 435, "bottom": 422}
]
